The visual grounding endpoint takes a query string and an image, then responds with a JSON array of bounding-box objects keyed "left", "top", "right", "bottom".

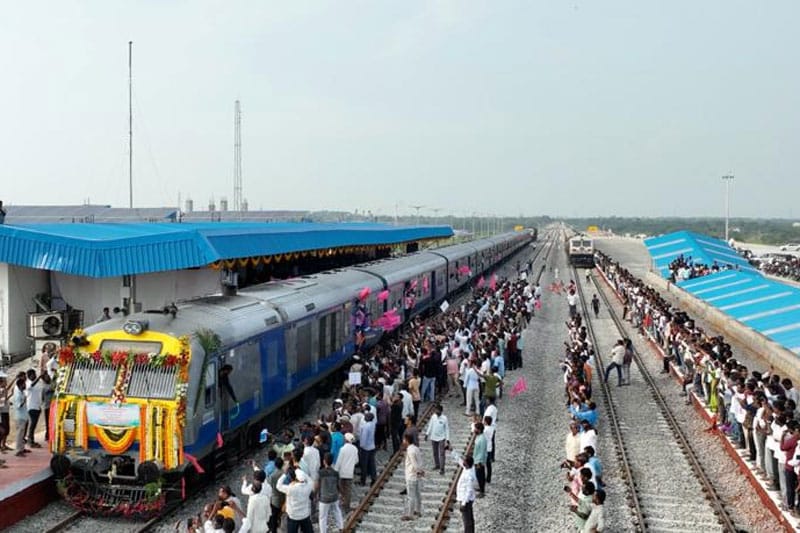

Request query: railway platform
[
  {"left": 595, "top": 236, "right": 800, "bottom": 531},
  {"left": 0, "top": 441, "right": 54, "bottom": 529}
]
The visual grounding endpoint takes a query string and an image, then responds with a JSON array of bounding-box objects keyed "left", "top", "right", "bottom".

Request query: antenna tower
[{"left": 233, "top": 100, "right": 243, "bottom": 212}]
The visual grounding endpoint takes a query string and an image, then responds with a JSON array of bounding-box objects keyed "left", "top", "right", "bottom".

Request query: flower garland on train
[{"left": 54, "top": 335, "right": 190, "bottom": 466}]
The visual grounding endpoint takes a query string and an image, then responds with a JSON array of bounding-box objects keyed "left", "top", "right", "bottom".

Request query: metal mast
[
  {"left": 233, "top": 100, "right": 242, "bottom": 212},
  {"left": 128, "top": 41, "right": 133, "bottom": 208}
]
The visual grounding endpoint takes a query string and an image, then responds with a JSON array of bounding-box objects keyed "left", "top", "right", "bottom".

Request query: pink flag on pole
[
  {"left": 358, "top": 286, "right": 371, "bottom": 301},
  {"left": 476, "top": 276, "right": 485, "bottom": 288},
  {"left": 377, "top": 290, "right": 389, "bottom": 302},
  {"left": 489, "top": 274, "right": 497, "bottom": 291},
  {"left": 509, "top": 376, "right": 528, "bottom": 397}
]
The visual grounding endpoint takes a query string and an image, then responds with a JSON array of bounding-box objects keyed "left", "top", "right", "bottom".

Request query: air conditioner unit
[{"left": 28, "top": 312, "right": 64, "bottom": 339}]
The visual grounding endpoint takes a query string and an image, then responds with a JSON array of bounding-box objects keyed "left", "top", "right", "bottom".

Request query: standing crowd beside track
[
  {"left": 596, "top": 250, "right": 800, "bottom": 519},
  {"left": 176, "top": 256, "right": 543, "bottom": 532},
  {"left": 558, "top": 302, "right": 606, "bottom": 532}
]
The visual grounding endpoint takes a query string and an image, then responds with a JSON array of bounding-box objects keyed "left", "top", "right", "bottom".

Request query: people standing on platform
[
  {"left": 12, "top": 377, "right": 29, "bottom": 456},
  {"left": 425, "top": 403, "right": 450, "bottom": 475},
  {"left": 456, "top": 455, "right": 477, "bottom": 533},
  {"left": 0, "top": 371, "right": 9, "bottom": 453},
  {"left": 401, "top": 433, "right": 423, "bottom": 521},
  {"left": 25, "top": 369, "right": 44, "bottom": 448}
]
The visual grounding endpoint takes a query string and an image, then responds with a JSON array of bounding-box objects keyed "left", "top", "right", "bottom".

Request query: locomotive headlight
[{"left": 122, "top": 320, "right": 148, "bottom": 336}]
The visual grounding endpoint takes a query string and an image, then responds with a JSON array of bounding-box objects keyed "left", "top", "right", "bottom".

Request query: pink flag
[
  {"left": 489, "top": 274, "right": 497, "bottom": 291},
  {"left": 410, "top": 279, "right": 418, "bottom": 290},
  {"left": 358, "top": 286, "right": 371, "bottom": 301},
  {"left": 534, "top": 299, "right": 542, "bottom": 310},
  {"left": 422, "top": 277, "right": 429, "bottom": 293},
  {"left": 509, "top": 376, "right": 528, "bottom": 397},
  {"left": 184, "top": 452, "right": 206, "bottom": 474},
  {"left": 216, "top": 432, "right": 224, "bottom": 448},
  {"left": 458, "top": 265, "right": 471, "bottom": 275},
  {"left": 476, "top": 276, "right": 485, "bottom": 288},
  {"left": 377, "top": 290, "right": 389, "bottom": 302}
]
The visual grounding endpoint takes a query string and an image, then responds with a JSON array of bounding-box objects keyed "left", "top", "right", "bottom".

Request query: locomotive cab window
[{"left": 204, "top": 362, "right": 217, "bottom": 408}]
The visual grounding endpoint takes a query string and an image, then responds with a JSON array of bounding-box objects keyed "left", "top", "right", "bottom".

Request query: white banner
[{"left": 86, "top": 402, "right": 140, "bottom": 427}]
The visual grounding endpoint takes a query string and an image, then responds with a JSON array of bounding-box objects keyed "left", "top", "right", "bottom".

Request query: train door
[{"left": 260, "top": 329, "right": 286, "bottom": 412}]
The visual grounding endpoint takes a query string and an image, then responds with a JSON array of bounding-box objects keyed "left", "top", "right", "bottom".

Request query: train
[
  {"left": 48, "top": 230, "right": 534, "bottom": 516},
  {"left": 567, "top": 234, "right": 595, "bottom": 267}
]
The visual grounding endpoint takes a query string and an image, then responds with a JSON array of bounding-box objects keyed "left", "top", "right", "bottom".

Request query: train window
[
  {"left": 286, "top": 327, "right": 297, "bottom": 374},
  {"left": 204, "top": 362, "right": 217, "bottom": 408},
  {"left": 582, "top": 240, "right": 592, "bottom": 247},
  {"left": 342, "top": 303, "right": 351, "bottom": 339},
  {"left": 318, "top": 315, "right": 328, "bottom": 357},
  {"left": 66, "top": 360, "right": 117, "bottom": 396},
  {"left": 266, "top": 339, "right": 279, "bottom": 378},
  {"left": 296, "top": 322, "right": 312, "bottom": 371},
  {"left": 333, "top": 311, "right": 342, "bottom": 351}
]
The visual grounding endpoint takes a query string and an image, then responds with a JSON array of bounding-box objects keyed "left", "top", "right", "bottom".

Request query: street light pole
[{"left": 722, "top": 174, "right": 734, "bottom": 242}]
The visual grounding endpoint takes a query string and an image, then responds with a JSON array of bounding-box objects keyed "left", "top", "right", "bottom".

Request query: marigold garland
[{"left": 94, "top": 425, "right": 137, "bottom": 455}]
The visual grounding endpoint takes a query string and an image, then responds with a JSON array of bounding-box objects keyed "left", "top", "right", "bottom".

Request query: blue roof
[
  {"left": 679, "top": 270, "right": 800, "bottom": 354},
  {"left": 644, "top": 230, "right": 757, "bottom": 278},
  {"left": 0, "top": 222, "right": 453, "bottom": 278}
]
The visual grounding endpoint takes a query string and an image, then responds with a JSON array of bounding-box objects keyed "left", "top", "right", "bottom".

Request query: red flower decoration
[
  {"left": 111, "top": 351, "right": 128, "bottom": 366},
  {"left": 135, "top": 352, "right": 150, "bottom": 365},
  {"left": 91, "top": 351, "right": 104, "bottom": 363},
  {"left": 163, "top": 354, "right": 178, "bottom": 368},
  {"left": 58, "top": 346, "right": 75, "bottom": 365}
]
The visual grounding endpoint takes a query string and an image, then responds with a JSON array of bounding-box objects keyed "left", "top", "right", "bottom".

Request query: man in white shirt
[
  {"left": 334, "top": 433, "right": 358, "bottom": 512},
  {"left": 603, "top": 340, "right": 626, "bottom": 387},
  {"left": 25, "top": 369, "right": 44, "bottom": 447},
  {"left": 401, "top": 434, "right": 423, "bottom": 521},
  {"left": 425, "top": 404, "right": 450, "bottom": 475},
  {"left": 456, "top": 455, "right": 477, "bottom": 533},
  {"left": 275, "top": 469, "right": 313, "bottom": 533},
  {"left": 464, "top": 360, "right": 481, "bottom": 416}
]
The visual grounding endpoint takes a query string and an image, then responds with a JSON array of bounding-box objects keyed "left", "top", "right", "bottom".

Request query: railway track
[
  {"left": 44, "top": 510, "right": 163, "bottom": 533},
  {"left": 573, "top": 265, "right": 739, "bottom": 532},
  {"left": 343, "top": 235, "right": 552, "bottom": 532}
]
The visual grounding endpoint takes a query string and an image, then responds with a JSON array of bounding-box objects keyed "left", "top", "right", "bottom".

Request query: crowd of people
[
  {"left": 179, "top": 253, "right": 541, "bottom": 532},
  {"left": 666, "top": 254, "right": 729, "bottom": 283},
  {"left": 559, "top": 304, "right": 607, "bottom": 532},
  {"left": 597, "top": 250, "right": 800, "bottom": 519},
  {"left": 0, "top": 346, "right": 57, "bottom": 464},
  {"left": 756, "top": 253, "right": 800, "bottom": 282}
]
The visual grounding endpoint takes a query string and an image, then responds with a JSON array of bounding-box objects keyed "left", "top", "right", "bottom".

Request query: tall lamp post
[{"left": 722, "top": 174, "right": 735, "bottom": 242}]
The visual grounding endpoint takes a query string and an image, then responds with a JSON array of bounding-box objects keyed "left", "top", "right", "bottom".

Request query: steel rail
[
  {"left": 572, "top": 266, "right": 647, "bottom": 532},
  {"left": 343, "top": 402, "right": 437, "bottom": 532},
  {"left": 43, "top": 510, "right": 84, "bottom": 533},
  {"left": 582, "top": 267, "right": 739, "bottom": 532}
]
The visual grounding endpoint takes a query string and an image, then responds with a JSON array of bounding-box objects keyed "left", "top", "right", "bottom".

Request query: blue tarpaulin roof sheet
[
  {"left": 0, "top": 222, "right": 453, "bottom": 278},
  {"left": 678, "top": 270, "right": 800, "bottom": 354},
  {"left": 644, "top": 230, "right": 757, "bottom": 278}
]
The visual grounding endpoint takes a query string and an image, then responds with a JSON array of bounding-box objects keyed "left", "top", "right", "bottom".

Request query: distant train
[
  {"left": 49, "top": 231, "right": 531, "bottom": 516},
  {"left": 567, "top": 235, "right": 595, "bottom": 267}
]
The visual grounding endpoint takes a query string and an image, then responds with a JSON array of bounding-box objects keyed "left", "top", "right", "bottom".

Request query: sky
[{"left": 0, "top": 1, "right": 798, "bottom": 219}]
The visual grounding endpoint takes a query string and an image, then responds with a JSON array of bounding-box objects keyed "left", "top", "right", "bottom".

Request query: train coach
[{"left": 48, "top": 231, "right": 531, "bottom": 516}]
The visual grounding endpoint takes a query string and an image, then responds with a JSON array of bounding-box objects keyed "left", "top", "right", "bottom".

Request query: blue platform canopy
[
  {"left": 0, "top": 222, "right": 453, "bottom": 278},
  {"left": 644, "top": 230, "right": 757, "bottom": 278},
  {"left": 679, "top": 271, "right": 800, "bottom": 354}
]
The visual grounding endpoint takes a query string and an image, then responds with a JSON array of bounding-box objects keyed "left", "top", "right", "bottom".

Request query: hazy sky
[{"left": 1, "top": 2, "right": 798, "bottom": 218}]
